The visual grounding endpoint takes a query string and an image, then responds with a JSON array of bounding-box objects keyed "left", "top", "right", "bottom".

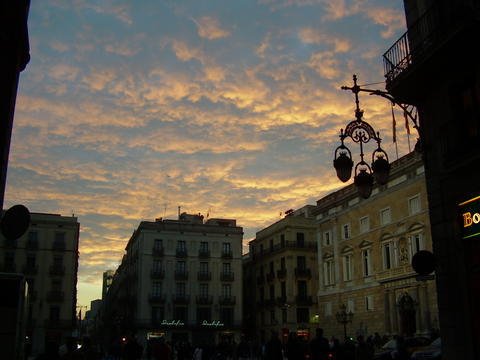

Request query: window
[
  {"left": 325, "top": 302, "right": 332, "bottom": 317},
  {"left": 154, "top": 238, "right": 163, "bottom": 250},
  {"left": 153, "top": 259, "right": 162, "bottom": 271},
  {"left": 49, "top": 306, "right": 60, "bottom": 321},
  {"left": 53, "top": 232, "right": 66, "bottom": 250},
  {"left": 359, "top": 216, "right": 370, "bottom": 233},
  {"left": 269, "top": 261, "right": 274, "bottom": 274},
  {"left": 197, "top": 307, "right": 211, "bottom": 322},
  {"left": 270, "top": 309, "right": 276, "bottom": 324},
  {"left": 27, "top": 232, "right": 38, "bottom": 249},
  {"left": 177, "top": 240, "right": 186, "bottom": 251},
  {"left": 222, "top": 262, "right": 231, "bottom": 274},
  {"left": 280, "top": 234, "right": 285, "bottom": 247},
  {"left": 220, "top": 308, "right": 234, "bottom": 326},
  {"left": 296, "top": 308, "right": 309, "bottom": 323},
  {"left": 297, "top": 256, "right": 306, "bottom": 270},
  {"left": 281, "top": 282, "right": 286, "bottom": 298},
  {"left": 269, "top": 285, "right": 275, "bottom": 299},
  {"left": 347, "top": 299, "right": 355, "bottom": 313},
  {"left": 343, "top": 224, "right": 350, "bottom": 239},
  {"left": 176, "top": 283, "right": 186, "bottom": 296},
  {"left": 222, "top": 284, "right": 231, "bottom": 297},
  {"left": 280, "top": 257, "right": 285, "bottom": 270},
  {"left": 380, "top": 208, "right": 391, "bottom": 225},
  {"left": 200, "top": 262, "right": 209, "bottom": 273},
  {"left": 152, "top": 306, "right": 164, "bottom": 322},
  {"left": 174, "top": 307, "right": 187, "bottom": 321},
  {"left": 297, "top": 281, "right": 307, "bottom": 298},
  {"left": 362, "top": 249, "right": 372, "bottom": 277},
  {"left": 323, "top": 259, "right": 335, "bottom": 286},
  {"left": 409, "top": 195, "right": 421, "bottom": 215},
  {"left": 323, "top": 230, "right": 332, "bottom": 246},
  {"left": 282, "top": 309, "right": 287, "bottom": 323},
  {"left": 199, "top": 241, "right": 209, "bottom": 252},
  {"left": 199, "top": 283, "right": 209, "bottom": 296},
  {"left": 269, "top": 239, "right": 274, "bottom": 251},
  {"left": 383, "top": 241, "right": 398, "bottom": 269},
  {"left": 365, "top": 295, "right": 374, "bottom": 311},
  {"left": 152, "top": 281, "right": 162, "bottom": 296},
  {"left": 176, "top": 261, "right": 186, "bottom": 272},
  {"left": 26, "top": 254, "right": 36, "bottom": 268},
  {"left": 343, "top": 254, "right": 353, "bottom": 282},
  {"left": 222, "top": 242, "right": 231, "bottom": 253},
  {"left": 409, "top": 233, "right": 424, "bottom": 258},
  {"left": 296, "top": 232, "right": 305, "bottom": 247}
]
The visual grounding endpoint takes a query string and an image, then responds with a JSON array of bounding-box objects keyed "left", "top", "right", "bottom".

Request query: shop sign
[
  {"left": 459, "top": 195, "right": 480, "bottom": 239},
  {"left": 201, "top": 320, "right": 224, "bottom": 327},
  {"left": 161, "top": 320, "right": 185, "bottom": 327}
]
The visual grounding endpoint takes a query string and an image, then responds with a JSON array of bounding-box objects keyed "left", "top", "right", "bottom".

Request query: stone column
[
  {"left": 384, "top": 289, "right": 391, "bottom": 334},
  {"left": 389, "top": 291, "right": 398, "bottom": 334},
  {"left": 420, "top": 283, "right": 431, "bottom": 332}
]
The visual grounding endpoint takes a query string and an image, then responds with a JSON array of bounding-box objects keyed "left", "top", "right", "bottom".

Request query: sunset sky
[{"left": 6, "top": 0, "right": 413, "bottom": 310}]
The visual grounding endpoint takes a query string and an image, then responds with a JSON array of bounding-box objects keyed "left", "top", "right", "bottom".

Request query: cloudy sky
[{"left": 6, "top": 0, "right": 413, "bottom": 309}]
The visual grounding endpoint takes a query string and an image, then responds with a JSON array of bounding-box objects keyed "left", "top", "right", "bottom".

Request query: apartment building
[
  {"left": 314, "top": 152, "right": 438, "bottom": 340},
  {"left": 102, "top": 213, "right": 243, "bottom": 349},
  {"left": 0, "top": 212, "right": 79, "bottom": 356},
  {"left": 245, "top": 206, "right": 318, "bottom": 343}
]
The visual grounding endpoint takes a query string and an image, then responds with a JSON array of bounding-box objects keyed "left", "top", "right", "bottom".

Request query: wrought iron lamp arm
[{"left": 341, "top": 83, "right": 420, "bottom": 134}]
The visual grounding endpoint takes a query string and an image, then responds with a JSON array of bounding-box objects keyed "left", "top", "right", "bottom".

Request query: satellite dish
[
  {"left": 1, "top": 204, "right": 31, "bottom": 240},
  {"left": 411, "top": 250, "right": 436, "bottom": 275}
]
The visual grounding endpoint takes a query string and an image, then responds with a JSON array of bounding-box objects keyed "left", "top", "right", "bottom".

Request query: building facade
[
  {"left": 314, "top": 152, "right": 438, "bottom": 340},
  {"left": 245, "top": 206, "right": 319, "bottom": 344},
  {"left": 0, "top": 212, "right": 79, "bottom": 356},
  {"left": 383, "top": 1, "right": 480, "bottom": 358},
  {"left": 102, "top": 213, "right": 243, "bottom": 349}
]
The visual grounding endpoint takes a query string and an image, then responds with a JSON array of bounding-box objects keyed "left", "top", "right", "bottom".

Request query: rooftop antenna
[
  {"left": 178, "top": 205, "right": 181, "bottom": 219},
  {"left": 163, "top": 203, "right": 167, "bottom": 218}
]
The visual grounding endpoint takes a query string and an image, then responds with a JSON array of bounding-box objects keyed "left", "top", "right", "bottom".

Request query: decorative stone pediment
[
  {"left": 359, "top": 240, "right": 373, "bottom": 248},
  {"left": 380, "top": 232, "right": 393, "bottom": 241},
  {"left": 341, "top": 245, "right": 353, "bottom": 254},
  {"left": 322, "top": 251, "right": 334, "bottom": 259},
  {"left": 408, "top": 222, "right": 424, "bottom": 232}
]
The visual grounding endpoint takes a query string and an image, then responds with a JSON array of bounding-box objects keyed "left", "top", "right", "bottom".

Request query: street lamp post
[
  {"left": 333, "top": 74, "right": 391, "bottom": 199},
  {"left": 335, "top": 304, "right": 353, "bottom": 341}
]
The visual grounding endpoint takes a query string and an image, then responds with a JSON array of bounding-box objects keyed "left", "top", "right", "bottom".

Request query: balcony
[
  {"left": 148, "top": 294, "right": 166, "bottom": 303},
  {"left": 152, "top": 246, "right": 164, "bottom": 257},
  {"left": 219, "top": 295, "right": 236, "bottom": 306},
  {"left": 197, "top": 272, "right": 211, "bottom": 281},
  {"left": 277, "top": 268, "right": 287, "bottom": 279},
  {"left": 47, "top": 290, "right": 65, "bottom": 302},
  {"left": 176, "top": 249, "right": 188, "bottom": 258},
  {"left": 220, "top": 271, "right": 234, "bottom": 282},
  {"left": 196, "top": 295, "right": 213, "bottom": 305},
  {"left": 52, "top": 241, "right": 66, "bottom": 251},
  {"left": 172, "top": 294, "right": 190, "bottom": 304},
  {"left": 294, "top": 267, "right": 312, "bottom": 279},
  {"left": 49, "top": 265, "right": 65, "bottom": 276},
  {"left": 44, "top": 319, "right": 74, "bottom": 329},
  {"left": 266, "top": 272, "right": 275, "bottom": 282},
  {"left": 221, "top": 250, "right": 233, "bottom": 259},
  {"left": 383, "top": 2, "right": 477, "bottom": 89},
  {"left": 198, "top": 249, "right": 210, "bottom": 258},
  {"left": 23, "top": 264, "right": 38, "bottom": 275},
  {"left": 174, "top": 270, "right": 188, "bottom": 281},
  {"left": 150, "top": 269, "right": 165, "bottom": 279},
  {"left": 295, "top": 295, "right": 313, "bottom": 306},
  {"left": 0, "top": 263, "right": 16, "bottom": 272}
]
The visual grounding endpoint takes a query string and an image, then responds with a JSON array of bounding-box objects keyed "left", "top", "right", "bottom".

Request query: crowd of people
[{"left": 32, "top": 328, "right": 424, "bottom": 360}]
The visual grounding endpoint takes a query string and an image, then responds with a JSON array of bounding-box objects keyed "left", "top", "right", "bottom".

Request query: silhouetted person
[
  {"left": 355, "top": 335, "right": 373, "bottom": 360},
  {"left": 264, "top": 331, "right": 283, "bottom": 360},
  {"left": 153, "top": 337, "right": 171, "bottom": 360},
  {"left": 237, "top": 335, "right": 251, "bottom": 360},
  {"left": 309, "top": 328, "right": 330, "bottom": 360},
  {"left": 285, "top": 332, "right": 303, "bottom": 360},
  {"left": 35, "top": 341, "right": 60, "bottom": 360}
]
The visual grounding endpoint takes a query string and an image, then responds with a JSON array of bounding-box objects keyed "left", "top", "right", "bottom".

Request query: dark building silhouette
[{"left": 383, "top": 1, "right": 480, "bottom": 359}]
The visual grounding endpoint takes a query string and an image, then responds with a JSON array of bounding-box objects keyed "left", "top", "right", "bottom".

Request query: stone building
[
  {"left": 314, "top": 152, "right": 438, "bottom": 339},
  {"left": 0, "top": 212, "right": 79, "bottom": 356},
  {"left": 246, "top": 206, "right": 318, "bottom": 343},
  {"left": 102, "top": 213, "right": 243, "bottom": 349}
]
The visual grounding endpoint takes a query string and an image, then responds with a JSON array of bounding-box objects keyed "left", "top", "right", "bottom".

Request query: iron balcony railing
[{"left": 383, "top": 2, "right": 476, "bottom": 84}]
